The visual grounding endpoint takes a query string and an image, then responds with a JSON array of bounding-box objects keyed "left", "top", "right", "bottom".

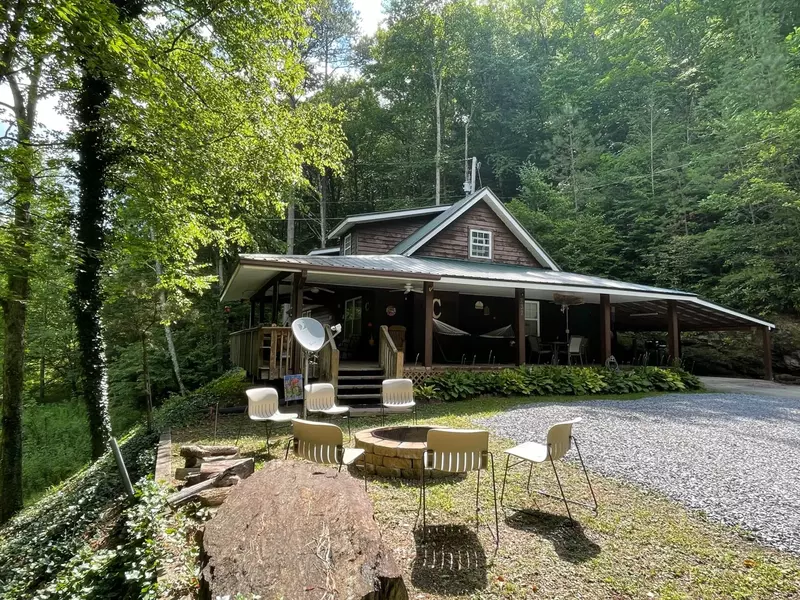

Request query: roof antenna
[{"left": 463, "top": 156, "right": 478, "bottom": 197}]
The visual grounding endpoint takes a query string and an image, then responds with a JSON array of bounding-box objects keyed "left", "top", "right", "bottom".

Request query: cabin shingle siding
[
  {"left": 349, "top": 216, "right": 433, "bottom": 255},
  {"left": 416, "top": 201, "right": 542, "bottom": 267}
]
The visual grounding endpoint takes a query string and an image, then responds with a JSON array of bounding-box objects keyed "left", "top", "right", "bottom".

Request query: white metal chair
[
  {"left": 418, "top": 428, "right": 499, "bottom": 547},
  {"left": 561, "top": 335, "right": 586, "bottom": 365},
  {"left": 381, "top": 378, "right": 417, "bottom": 425},
  {"left": 305, "top": 383, "right": 351, "bottom": 437},
  {"left": 284, "top": 419, "right": 367, "bottom": 489},
  {"left": 500, "top": 418, "right": 597, "bottom": 522},
  {"left": 235, "top": 387, "right": 298, "bottom": 456}
]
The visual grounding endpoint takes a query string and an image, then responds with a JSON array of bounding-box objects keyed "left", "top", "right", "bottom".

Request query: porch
[{"left": 222, "top": 254, "right": 776, "bottom": 395}]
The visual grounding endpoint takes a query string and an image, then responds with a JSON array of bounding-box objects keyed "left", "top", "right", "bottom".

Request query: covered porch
[{"left": 221, "top": 255, "right": 776, "bottom": 387}]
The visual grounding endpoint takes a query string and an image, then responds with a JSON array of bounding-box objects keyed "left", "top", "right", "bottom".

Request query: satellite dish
[{"left": 291, "top": 317, "right": 326, "bottom": 352}]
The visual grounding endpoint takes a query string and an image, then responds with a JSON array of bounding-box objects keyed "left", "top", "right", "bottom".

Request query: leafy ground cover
[{"left": 180, "top": 391, "right": 800, "bottom": 600}]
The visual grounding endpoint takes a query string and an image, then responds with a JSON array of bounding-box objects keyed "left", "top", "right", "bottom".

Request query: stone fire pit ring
[{"left": 354, "top": 426, "right": 449, "bottom": 479}]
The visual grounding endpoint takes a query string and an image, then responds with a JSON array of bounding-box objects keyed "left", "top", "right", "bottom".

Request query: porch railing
[
  {"left": 379, "top": 325, "right": 404, "bottom": 379},
  {"left": 229, "top": 326, "right": 293, "bottom": 380},
  {"left": 318, "top": 324, "right": 340, "bottom": 391}
]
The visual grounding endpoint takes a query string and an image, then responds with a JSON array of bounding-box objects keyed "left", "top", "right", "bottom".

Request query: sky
[{"left": 2, "top": 3, "right": 384, "bottom": 134}]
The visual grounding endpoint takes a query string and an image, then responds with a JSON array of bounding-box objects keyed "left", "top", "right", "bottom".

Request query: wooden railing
[
  {"left": 229, "top": 326, "right": 293, "bottom": 380},
  {"left": 379, "top": 325, "right": 404, "bottom": 379},
  {"left": 318, "top": 324, "right": 340, "bottom": 391}
]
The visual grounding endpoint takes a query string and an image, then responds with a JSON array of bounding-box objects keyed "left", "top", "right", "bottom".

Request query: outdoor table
[{"left": 549, "top": 341, "right": 567, "bottom": 364}]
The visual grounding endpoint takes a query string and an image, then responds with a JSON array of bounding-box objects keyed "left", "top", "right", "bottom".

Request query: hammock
[
  {"left": 432, "top": 319, "right": 470, "bottom": 337},
  {"left": 479, "top": 324, "right": 515, "bottom": 339}
]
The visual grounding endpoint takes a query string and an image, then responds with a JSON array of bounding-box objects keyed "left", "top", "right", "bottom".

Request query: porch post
[
  {"left": 291, "top": 271, "right": 306, "bottom": 373},
  {"left": 258, "top": 299, "right": 265, "bottom": 325},
  {"left": 271, "top": 281, "right": 279, "bottom": 324},
  {"left": 515, "top": 289, "right": 525, "bottom": 365},
  {"left": 600, "top": 294, "right": 612, "bottom": 364},
  {"left": 249, "top": 299, "right": 256, "bottom": 328},
  {"left": 424, "top": 282, "right": 434, "bottom": 368},
  {"left": 762, "top": 326, "right": 773, "bottom": 381},
  {"left": 667, "top": 300, "right": 680, "bottom": 362}
]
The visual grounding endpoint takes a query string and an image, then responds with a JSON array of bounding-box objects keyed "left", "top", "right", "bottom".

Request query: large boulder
[{"left": 200, "top": 460, "right": 407, "bottom": 600}]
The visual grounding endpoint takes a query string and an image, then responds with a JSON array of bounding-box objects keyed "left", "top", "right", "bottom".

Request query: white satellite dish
[{"left": 291, "top": 317, "right": 326, "bottom": 352}]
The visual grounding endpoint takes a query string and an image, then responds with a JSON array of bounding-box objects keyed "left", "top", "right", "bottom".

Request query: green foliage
[
  {"left": 154, "top": 369, "right": 249, "bottom": 430},
  {"left": 418, "top": 366, "right": 702, "bottom": 402}
]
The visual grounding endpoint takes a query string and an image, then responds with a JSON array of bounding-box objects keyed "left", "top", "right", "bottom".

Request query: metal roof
[
  {"left": 327, "top": 204, "right": 451, "bottom": 240},
  {"left": 224, "top": 253, "right": 774, "bottom": 330}
]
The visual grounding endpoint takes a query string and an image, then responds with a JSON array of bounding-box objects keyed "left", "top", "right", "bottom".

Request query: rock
[
  {"left": 196, "top": 487, "right": 232, "bottom": 507},
  {"left": 200, "top": 461, "right": 407, "bottom": 600},
  {"left": 184, "top": 459, "right": 254, "bottom": 486}
]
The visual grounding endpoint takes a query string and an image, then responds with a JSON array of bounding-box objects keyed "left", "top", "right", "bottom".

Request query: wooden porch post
[
  {"left": 249, "top": 299, "right": 256, "bottom": 328},
  {"left": 515, "top": 289, "right": 525, "bottom": 365},
  {"left": 271, "top": 281, "right": 279, "bottom": 324},
  {"left": 762, "top": 326, "right": 773, "bottom": 381},
  {"left": 291, "top": 271, "right": 306, "bottom": 373},
  {"left": 600, "top": 294, "right": 612, "bottom": 364},
  {"left": 258, "top": 299, "right": 265, "bottom": 325},
  {"left": 667, "top": 300, "right": 680, "bottom": 362},
  {"left": 424, "top": 282, "right": 434, "bottom": 368}
]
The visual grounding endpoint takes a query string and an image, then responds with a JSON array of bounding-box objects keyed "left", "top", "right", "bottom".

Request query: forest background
[{"left": 1, "top": 0, "right": 799, "bottom": 508}]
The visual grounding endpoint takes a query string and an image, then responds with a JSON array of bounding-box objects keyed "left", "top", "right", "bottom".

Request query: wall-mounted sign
[
  {"left": 433, "top": 298, "right": 442, "bottom": 319},
  {"left": 386, "top": 305, "right": 396, "bottom": 317}
]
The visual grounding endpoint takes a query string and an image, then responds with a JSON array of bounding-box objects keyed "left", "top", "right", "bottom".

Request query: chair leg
[
  {"left": 420, "top": 454, "right": 427, "bottom": 544},
  {"left": 572, "top": 436, "right": 598, "bottom": 513},
  {"left": 381, "top": 404, "right": 385, "bottom": 427},
  {"left": 526, "top": 461, "right": 533, "bottom": 494},
  {"left": 489, "top": 453, "right": 499, "bottom": 548},
  {"left": 548, "top": 455, "right": 573, "bottom": 523},
  {"left": 284, "top": 437, "right": 292, "bottom": 459},
  {"left": 475, "top": 465, "right": 481, "bottom": 532},
  {"left": 500, "top": 453, "right": 511, "bottom": 506},
  {"left": 265, "top": 423, "right": 271, "bottom": 457}
]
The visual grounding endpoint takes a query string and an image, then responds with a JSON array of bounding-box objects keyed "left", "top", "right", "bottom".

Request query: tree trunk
[
  {"left": 141, "top": 332, "right": 153, "bottom": 432},
  {"left": 1, "top": 67, "right": 39, "bottom": 524},
  {"left": 433, "top": 67, "right": 442, "bottom": 205},
  {"left": 286, "top": 197, "right": 295, "bottom": 254},
  {"left": 151, "top": 233, "right": 186, "bottom": 395}
]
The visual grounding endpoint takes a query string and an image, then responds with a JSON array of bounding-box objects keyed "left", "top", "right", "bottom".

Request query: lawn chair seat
[
  {"left": 381, "top": 378, "right": 417, "bottom": 425},
  {"left": 527, "top": 337, "right": 553, "bottom": 364},
  {"left": 560, "top": 335, "right": 586, "bottom": 365},
  {"left": 236, "top": 387, "right": 298, "bottom": 456},
  {"left": 500, "top": 418, "right": 597, "bottom": 522},
  {"left": 285, "top": 419, "right": 367, "bottom": 489},
  {"left": 305, "top": 382, "right": 351, "bottom": 437},
  {"left": 419, "top": 428, "right": 499, "bottom": 547}
]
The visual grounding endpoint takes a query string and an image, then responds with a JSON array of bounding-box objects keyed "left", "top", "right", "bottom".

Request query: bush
[{"left": 417, "top": 365, "right": 702, "bottom": 402}]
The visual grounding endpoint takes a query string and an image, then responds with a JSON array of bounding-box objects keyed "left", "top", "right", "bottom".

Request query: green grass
[
  {"left": 21, "top": 397, "right": 143, "bottom": 504},
  {"left": 176, "top": 393, "right": 800, "bottom": 599}
]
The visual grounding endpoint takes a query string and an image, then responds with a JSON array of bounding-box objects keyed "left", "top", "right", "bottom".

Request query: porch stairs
[{"left": 336, "top": 364, "right": 383, "bottom": 407}]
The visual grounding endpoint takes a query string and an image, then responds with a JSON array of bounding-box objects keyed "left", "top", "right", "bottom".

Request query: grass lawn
[{"left": 173, "top": 394, "right": 800, "bottom": 599}]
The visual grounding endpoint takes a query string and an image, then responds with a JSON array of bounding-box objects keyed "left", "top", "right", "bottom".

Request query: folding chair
[
  {"left": 235, "top": 387, "right": 297, "bottom": 456},
  {"left": 418, "top": 428, "right": 499, "bottom": 547},
  {"left": 562, "top": 336, "right": 586, "bottom": 365},
  {"left": 305, "top": 383, "right": 351, "bottom": 438},
  {"left": 500, "top": 418, "right": 597, "bottom": 523},
  {"left": 285, "top": 419, "right": 367, "bottom": 490},
  {"left": 381, "top": 378, "right": 417, "bottom": 425}
]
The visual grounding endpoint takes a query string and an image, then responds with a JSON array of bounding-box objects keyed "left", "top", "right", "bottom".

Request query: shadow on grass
[
  {"left": 412, "top": 524, "right": 488, "bottom": 595},
  {"left": 504, "top": 508, "right": 600, "bottom": 563}
]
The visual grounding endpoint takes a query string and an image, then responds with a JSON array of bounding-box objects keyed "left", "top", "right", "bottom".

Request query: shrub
[{"left": 416, "top": 365, "right": 702, "bottom": 402}]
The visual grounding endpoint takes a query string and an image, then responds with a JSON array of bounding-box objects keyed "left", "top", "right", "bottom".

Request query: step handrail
[{"left": 379, "top": 325, "right": 403, "bottom": 379}]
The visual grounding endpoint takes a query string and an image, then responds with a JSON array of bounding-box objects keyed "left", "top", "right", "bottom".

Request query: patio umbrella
[{"left": 553, "top": 293, "right": 585, "bottom": 339}]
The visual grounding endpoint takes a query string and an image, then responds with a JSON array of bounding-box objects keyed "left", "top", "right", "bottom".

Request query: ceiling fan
[
  {"left": 389, "top": 282, "right": 423, "bottom": 295},
  {"left": 302, "top": 285, "right": 334, "bottom": 294}
]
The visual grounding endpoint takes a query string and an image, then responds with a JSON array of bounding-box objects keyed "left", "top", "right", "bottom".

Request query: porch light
[{"left": 475, "top": 301, "right": 484, "bottom": 310}]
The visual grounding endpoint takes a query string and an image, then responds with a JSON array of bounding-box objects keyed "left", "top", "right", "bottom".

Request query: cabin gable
[
  {"left": 414, "top": 200, "right": 543, "bottom": 267},
  {"left": 344, "top": 215, "right": 434, "bottom": 255}
]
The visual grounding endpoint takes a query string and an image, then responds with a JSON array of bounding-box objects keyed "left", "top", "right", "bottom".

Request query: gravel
[{"left": 477, "top": 392, "right": 800, "bottom": 554}]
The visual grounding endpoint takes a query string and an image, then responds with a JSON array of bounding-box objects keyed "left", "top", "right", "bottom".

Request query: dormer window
[
  {"left": 343, "top": 233, "right": 352, "bottom": 255},
  {"left": 469, "top": 229, "right": 492, "bottom": 259}
]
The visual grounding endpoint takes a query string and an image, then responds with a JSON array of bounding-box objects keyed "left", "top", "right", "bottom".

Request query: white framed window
[
  {"left": 302, "top": 309, "right": 312, "bottom": 318},
  {"left": 469, "top": 228, "right": 492, "bottom": 259},
  {"left": 524, "top": 300, "right": 540, "bottom": 337},
  {"left": 343, "top": 233, "right": 352, "bottom": 255}
]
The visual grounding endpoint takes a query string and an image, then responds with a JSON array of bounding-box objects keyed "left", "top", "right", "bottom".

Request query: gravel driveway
[{"left": 477, "top": 393, "right": 800, "bottom": 554}]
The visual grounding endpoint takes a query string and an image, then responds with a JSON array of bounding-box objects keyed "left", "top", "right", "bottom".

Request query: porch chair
[
  {"left": 418, "top": 428, "right": 499, "bottom": 547},
  {"left": 381, "top": 378, "right": 417, "bottom": 425},
  {"left": 499, "top": 418, "right": 597, "bottom": 523},
  {"left": 527, "top": 336, "right": 553, "bottom": 364},
  {"left": 236, "top": 387, "right": 298, "bottom": 456},
  {"left": 304, "top": 382, "right": 351, "bottom": 438},
  {"left": 284, "top": 419, "right": 367, "bottom": 490},
  {"left": 561, "top": 335, "right": 587, "bottom": 365}
]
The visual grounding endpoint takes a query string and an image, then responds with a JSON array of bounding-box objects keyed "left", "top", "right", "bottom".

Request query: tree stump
[{"left": 200, "top": 461, "right": 408, "bottom": 600}]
